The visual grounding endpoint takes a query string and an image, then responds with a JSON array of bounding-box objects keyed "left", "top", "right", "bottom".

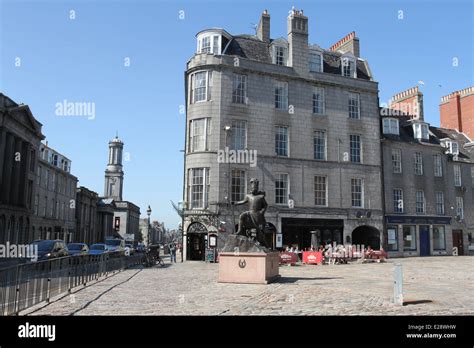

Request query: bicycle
[{"left": 142, "top": 245, "right": 165, "bottom": 268}]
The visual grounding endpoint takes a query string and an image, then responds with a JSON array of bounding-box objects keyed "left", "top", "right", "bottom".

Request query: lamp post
[
  {"left": 180, "top": 149, "right": 185, "bottom": 262},
  {"left": 224, "top": 125, "right": 235, "bottom": 233},
  {"left": 147, "top": 205, "right": 152, "bottom": 246}
]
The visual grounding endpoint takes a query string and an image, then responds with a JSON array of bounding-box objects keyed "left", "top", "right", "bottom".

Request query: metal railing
[{"left": 0, "top": 252, "right": 143, "bottom": 316}]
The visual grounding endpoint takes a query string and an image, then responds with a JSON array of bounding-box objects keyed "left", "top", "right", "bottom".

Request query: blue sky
[{"left": 0, "top": 0, "right": 472, "bottom": 228}]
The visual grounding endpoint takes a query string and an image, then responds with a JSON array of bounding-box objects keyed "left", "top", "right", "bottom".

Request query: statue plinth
[
  {"left": 218, "top": 177, "right": 279, "bottom": 284},
  {"left": 218, "top": 251, "right": 280, "bottom": 284}
]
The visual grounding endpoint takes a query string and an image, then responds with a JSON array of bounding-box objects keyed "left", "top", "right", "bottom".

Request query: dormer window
[
  {"left": 271, "top": 39, "right": 288, "bottom": 66},
  {"left": 445, "top": 140, "right": 459, "bottom": 156},
  {"left": 341, "top": 54, "right": 356, "bottom": 78},
  {"left": 383, "top": 118, "right": 399, "bottom": 135},
  {"left": 274, "top": 46, "right": 287, "bottom": 65},
  {"left": 309, "top": 45, "right": 323, "bottom": 73},
  {"left": 52, "top": 154, "right": 59, "bottom": 166},
  {"left": 198, "top": 35, "right": 219, "bottom": 54},
  {"left": 413, "top": 122, "right": 429, "bottom": 140},
  {"left": 196, "top": 30, "right": 230, "bottom": 55}
]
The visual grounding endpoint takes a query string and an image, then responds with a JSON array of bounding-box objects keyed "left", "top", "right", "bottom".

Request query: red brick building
[
  {"left": 440, "top": 86, "right": 474, "bottom": 141},
  {"left": 389, "top": 86, "right": 424, "bottom": 120}
]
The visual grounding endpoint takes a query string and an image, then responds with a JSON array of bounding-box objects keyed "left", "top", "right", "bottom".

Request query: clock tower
[{"left": 104, "top": 135, "right": 124, "bottom": 201}]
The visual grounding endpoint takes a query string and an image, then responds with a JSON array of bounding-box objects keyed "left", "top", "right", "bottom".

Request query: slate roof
[
  {"left": 380, "top": 110, "right": 474, "bottom": 163},
  {"left": 223, "top": 35, "right": 371, "bottom": 80}
]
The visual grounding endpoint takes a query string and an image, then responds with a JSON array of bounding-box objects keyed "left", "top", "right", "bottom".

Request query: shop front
[
  {"left": 385, "top": 216, "right": 452, "bottom": 257},
  {"left": 281, "top": 218, "right": 344, "bottom": 250}
]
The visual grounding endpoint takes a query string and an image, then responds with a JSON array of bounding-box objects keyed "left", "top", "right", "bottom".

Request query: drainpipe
[
  {"left": 378, "top": 104, "right": 388, "bottom": 250},
  {"left": 181, "top": 70, "right": 189, "bottom": 263}
]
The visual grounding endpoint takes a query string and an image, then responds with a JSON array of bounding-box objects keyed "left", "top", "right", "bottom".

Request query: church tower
[{"left": 104, "top": 135, "right": 124, "bottom": 201}]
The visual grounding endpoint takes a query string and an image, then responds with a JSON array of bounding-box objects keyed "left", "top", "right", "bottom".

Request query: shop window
[
  {"left": 387, "top": 226, "right": 398, "bottom": 251},
  {"left": 433, "top": 226, "right": 446, "bottom": 250},
  {"left": 403, "top": 225, "right": 416, "bottom": 251}
]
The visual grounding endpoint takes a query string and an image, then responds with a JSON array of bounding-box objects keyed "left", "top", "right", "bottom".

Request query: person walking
[{"left": 169, "top": 242, "right": 177, "bottom": 263}]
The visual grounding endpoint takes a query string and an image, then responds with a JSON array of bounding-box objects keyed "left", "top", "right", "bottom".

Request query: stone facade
[
  {"left": 183, "top": 9, "right": 384, "bottom": 260},
  {"left": 382, "top": 88, "right": 474, "bottom": 256},
  {"left": 96, "top": 198, "right": 116, "bottom": 242},
  {"left": 75, "top": 186, "right": 98, "bottom": 244},
  {"left": 32, "top": 142, "right": 78, "bottom": 242},
  {"left": 0, "top": 93, "right": 45, "bottom": 244}
]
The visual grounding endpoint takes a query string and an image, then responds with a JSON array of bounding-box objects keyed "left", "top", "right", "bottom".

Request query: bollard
[{"left": 393, "top": 263, "right": 403, "bottom": 306}]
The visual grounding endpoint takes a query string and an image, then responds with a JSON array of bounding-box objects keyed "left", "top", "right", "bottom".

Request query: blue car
[
  {"left": 67, "top": 243, "right": 89, "bottom": 256},
  {"left": 89, "top": 244, "right": 108, "bottom": 255}
]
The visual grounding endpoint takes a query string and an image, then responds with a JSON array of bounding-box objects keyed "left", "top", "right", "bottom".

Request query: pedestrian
[{"left": 169, "top": 242, "right": 177, "bottom": 263}]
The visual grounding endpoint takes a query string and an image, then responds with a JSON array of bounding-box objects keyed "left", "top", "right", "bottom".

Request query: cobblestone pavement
[{"left": 23, "top": 256, "right": 474, "bottom": 316}]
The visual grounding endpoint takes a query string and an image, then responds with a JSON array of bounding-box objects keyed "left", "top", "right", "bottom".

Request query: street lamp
[
  {"left": 224, "top": 125, "right": 235, "bottom": 233},
  {"left": 147, "top": 205, "right": 152, "bottom": 246}
]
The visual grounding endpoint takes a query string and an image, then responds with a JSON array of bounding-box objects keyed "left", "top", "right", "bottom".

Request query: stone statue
[{"left": 233, "top": 178, "right": 269, "bottom": 248}]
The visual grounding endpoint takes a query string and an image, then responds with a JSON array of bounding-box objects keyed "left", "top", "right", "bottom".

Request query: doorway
[
  {"left": 452, "top": 230, "right": 464, "bottom": 255},
  {"left": 419, "top": 225, "right": 430, "bottom": 256},
  {"left": 186, "top": 222, "right": 208, "bottom": 261},
  {"left": 352, "top": 225, "right": 381, "bottom": 250},
  {"left": 188, "top": 233, "right": 205, "bottom": 261}
]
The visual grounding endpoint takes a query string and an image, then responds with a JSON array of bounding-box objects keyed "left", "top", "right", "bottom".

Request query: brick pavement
[{"left": 22, "top": 256, "right": 474, "bottom": 316}]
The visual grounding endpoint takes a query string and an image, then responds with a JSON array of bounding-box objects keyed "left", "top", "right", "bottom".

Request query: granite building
[
  {"left": 32, "top": 142, "right": 78, "bottom": 242},
  {"left": 183, "top": 9, "right": 383, "bottom": 260},
  {"left": 75, "top": 186, "right": 98, "bottom": 244},
  {"left": 0, "top": 93, "right": 44, "bottom": 244},
  {"left": 382, "top": 87, "right": 474, "bottom": 256}
]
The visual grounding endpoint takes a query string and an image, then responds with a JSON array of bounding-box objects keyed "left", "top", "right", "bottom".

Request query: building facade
[
  {"left": 183, "top": 9, "right": 384, "bottom": 260},
  {"left": 440, "top": 86, "right": 474, "bottom": 141},
  {"left": 75, "top": 186, "right": 99, "bottom": 244},
  {"left": 32, "top": 142, "right": 78, "bottom": 242},
  {"left": 0, "top": 94, "right": 44, "bottom": 244},
  {"left": 382, "top": 87, "right": 474, "bottom": 257},
  {"left": 96, "top": 198, "right": 117, "bottom": 242}
]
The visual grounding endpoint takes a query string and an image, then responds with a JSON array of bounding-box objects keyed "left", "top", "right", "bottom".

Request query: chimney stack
[
  {"left": 287, "top": 8, "right": 309, "bottom": 75},
  {"left": 389, "top": 86, "right": 424, "bottom": 121},
  {"left": 440, "top": 86, "right": 474, "bottom": 138},
  {"left": 257, "top": 10, "right": 270, "bottom": 42},
  {"left": 329, "top": 31, "right": 360, "bottom": 58}
]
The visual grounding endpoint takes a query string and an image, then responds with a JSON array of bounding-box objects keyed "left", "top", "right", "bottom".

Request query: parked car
[
  {"left": 89, "top": 244, "right": 108, "bottom": 255},
  {"left": 105, "top": 238, "right": 125, "bottom": 252},
  {"left": 31, "top": 240, "right": 69, "bottom": 261},
  {"left": 67, "top": 243, "right": 89, "bottom": 256}
]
